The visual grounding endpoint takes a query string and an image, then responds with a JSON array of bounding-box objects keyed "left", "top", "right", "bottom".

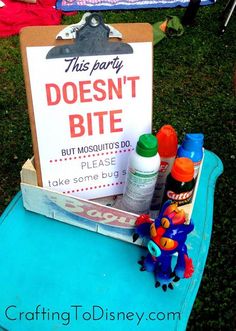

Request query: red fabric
[{"left": 0, "top": 0, "right": 63, "bottom": 37}]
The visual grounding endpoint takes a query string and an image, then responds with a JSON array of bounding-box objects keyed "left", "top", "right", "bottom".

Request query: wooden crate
[{"left": 20, "top": 157, "right": 198, "bottom": 244}]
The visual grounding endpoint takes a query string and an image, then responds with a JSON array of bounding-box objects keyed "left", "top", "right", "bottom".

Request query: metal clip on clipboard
[
  {"left": 46, "top": 13, "right": 133, "bottom": 59},
  {"left": 56, "top": 12, "right": 122, "bottom": 40}
]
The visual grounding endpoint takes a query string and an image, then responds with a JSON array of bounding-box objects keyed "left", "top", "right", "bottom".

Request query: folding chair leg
[{"left": 220, "top": 0, "right": 236, "bottom": 34}]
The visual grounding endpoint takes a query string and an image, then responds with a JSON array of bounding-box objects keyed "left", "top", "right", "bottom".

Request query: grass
[{"left": 0, "top": 1, "right": 235, "bottom": 329}]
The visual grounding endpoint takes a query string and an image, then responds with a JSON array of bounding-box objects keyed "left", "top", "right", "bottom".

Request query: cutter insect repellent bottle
[
  {"left": 162, "top": 157, "right": 195, "bottom": 207},
  {"left": 177, "top": 133, "right": 204, "bottom": 179},
  {"left": 150, "top": 125, "right": 178, "bottom": 217},
  {"left": 120, "top": 134, "right": 160, "bottom": 214}
]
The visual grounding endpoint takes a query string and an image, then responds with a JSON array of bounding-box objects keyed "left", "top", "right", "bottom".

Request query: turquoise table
[{"left": 0, "top": 150, "right": 223, "bottom": 331}]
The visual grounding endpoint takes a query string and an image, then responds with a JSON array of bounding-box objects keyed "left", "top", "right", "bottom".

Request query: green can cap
[{"left": 136, "top": 134, "right": 158, "bottom": 157}]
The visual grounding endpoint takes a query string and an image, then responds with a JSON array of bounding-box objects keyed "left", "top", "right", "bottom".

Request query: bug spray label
[
  {"left": 122, "top": 169, "right": 158, "bottom": 213},
  {"left": 166, "top": 189, "right": 194, "bottom": 205}
]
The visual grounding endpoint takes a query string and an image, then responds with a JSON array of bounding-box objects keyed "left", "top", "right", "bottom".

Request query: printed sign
[{"left": 26, "top": 42, "right": 152, "bottom": 199}]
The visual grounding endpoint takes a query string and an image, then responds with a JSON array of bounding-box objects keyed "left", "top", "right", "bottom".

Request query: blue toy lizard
[{"left": 133, "top": 200, "right": 194, "bottom": 291}]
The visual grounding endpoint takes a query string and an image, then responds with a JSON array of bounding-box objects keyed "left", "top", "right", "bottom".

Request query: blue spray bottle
[{"left": 177, "top": 133, "right": 204, "bottom": 179}]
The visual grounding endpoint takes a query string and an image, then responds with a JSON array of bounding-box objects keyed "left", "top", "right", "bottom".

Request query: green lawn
[{"left": 0, "top": 1, "right": 235, "bottom": 329}]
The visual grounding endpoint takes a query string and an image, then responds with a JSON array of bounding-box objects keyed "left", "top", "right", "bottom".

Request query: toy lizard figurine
[{"left": 133, "top": 200, "right": 194, "bottom": 291}]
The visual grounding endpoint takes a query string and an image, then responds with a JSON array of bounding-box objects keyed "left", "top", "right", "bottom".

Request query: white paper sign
[{"left": 27, "top": 43, "right": 152, "bottom": 199}]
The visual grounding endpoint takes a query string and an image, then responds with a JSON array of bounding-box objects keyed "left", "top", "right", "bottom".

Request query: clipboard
[{"left": 20, "top": 14, "right": 153, "bottom": 199}]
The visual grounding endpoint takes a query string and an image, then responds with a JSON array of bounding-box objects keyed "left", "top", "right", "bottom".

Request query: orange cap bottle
[
  {"left": 150, "top": 125, "right": 178, "bottom": 216},
  {"left": 156, "top": 125, "right": 178, "bottom": 158},
  {"left": 162, "top": 157, "right": 195, "bottom": 207}
]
